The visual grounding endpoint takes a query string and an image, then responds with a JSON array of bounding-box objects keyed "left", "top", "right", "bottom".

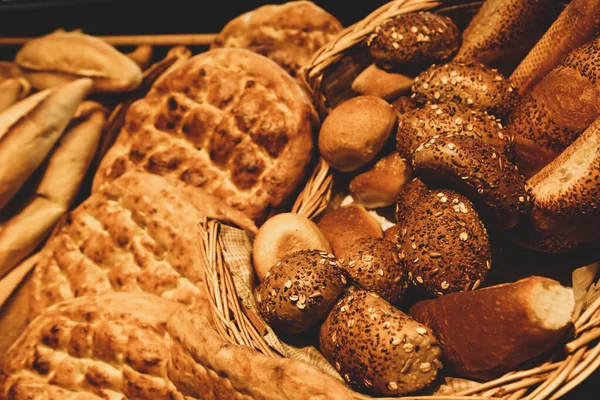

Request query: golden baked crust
[
  {"left": 1, "top": 292, "right": 355, "bottom": 399},
  {"left": 93, "top": 48, "right": 314, "bottom": 222},
  {"left": 211, "top": 1, "right": 342, "bottom": 78}
]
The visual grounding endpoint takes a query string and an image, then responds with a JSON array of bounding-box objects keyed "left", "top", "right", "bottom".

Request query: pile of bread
[{"left": 0, "top": 0, "right": 598, "bottom": 399}]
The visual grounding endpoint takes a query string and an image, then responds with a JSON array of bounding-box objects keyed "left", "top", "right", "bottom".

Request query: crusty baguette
[
  {"left": 409, "top": 276, "right": 574, "bottom": 380},
  {"left": 0, "top": 101, "right": 108, "bottom": 277},
  {"left": 507, "top": 37, "right": 600, "bottom": 178},
  {"left": 0, "top": 78, "right": 30, "bottom": 114},
  {"left": 511, "top": 0, "right": 600, "bottom": 94},
  {"left": 513, "top": 115, "right": 600, "bottom": 253},
  {"left": 0, "top": 78, "right": 92, "bottom": 213}
]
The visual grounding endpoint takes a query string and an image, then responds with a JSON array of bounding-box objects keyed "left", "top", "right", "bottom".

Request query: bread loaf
[
  {"left": 0, "top": 78, "right": 30, "bottom": 114},
  {"left": 409, "top": 276, "right": 574, "bottom": 380},
  {"left": 395, "top": 177, "right": 428, "bottom": 221},
  {"left": 351, "top": 64, "right": 414, "bottom": 101},
  {"left": 507, "top": 37, "right": 600, "bottom": 178},
  {"left": 319, "top": 96, "right": 396, "bottom": 172}
]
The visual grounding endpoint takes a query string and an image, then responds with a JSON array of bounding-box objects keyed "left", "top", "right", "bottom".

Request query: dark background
[{"left": 0, "top": 0, "right": 596, "bottom": 398}]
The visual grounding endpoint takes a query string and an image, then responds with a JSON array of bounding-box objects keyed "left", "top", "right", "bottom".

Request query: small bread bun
[
  {"left": 398, "top": 189, "right": 492, "bottom": 297},
  {"left": 343, "top": 237, "right": 408, "bottom": 304},
  {"left": 319, "top": 96, "right": 396, "bottom": 172},
  {"left": 320, "top": 289, "right": 442, "bottom": 396},
  {"left": 412, "top": 62, "right": 518, "bottom": 118},
  {"left": 396, "top": 103, "right": 512, "bottom": 161},
  {"left": 349, "top": 152, "right": 413, "bottom": 208},
  {"left": 412, "top": 135, "right": 530, "bottom": 229},
  {"left": 367, "top": 12, "right": 460, "bottom": 70},
  {"left": 255, "top": 249, "right": 347, "bottom": 334},
  {"left": 318, "top": 204, "right": 383, "bottom": 258},
  {"left": 352, "top": 64, "right": 414, "bottom": 101},
  {"left": 252, "top": 213, "right": 332, "bottom": 281},
  {"left": 395, "top": 177, "right": 428, "bottom": 221}
]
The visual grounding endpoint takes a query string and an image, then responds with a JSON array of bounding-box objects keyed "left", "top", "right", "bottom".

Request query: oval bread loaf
[
  {"left": 320, "top": 289, "right": 442, "bottom": 396},
  {"left": 412, "top": 135, "right": 530, "bottom": 229},
  {"left": 367, "top": 12, "right": 460, "bottom": 69},
  {"left": 398, "top": 189, "right": 491, "bottom": 297},
  {"left": 412, "top": 62, "right": 518, "bottom": 118},
  {"left": 396, "top": 102, "right": 512, "bottom": 161},
  {"left": 255, "top": 249, "right": 347, "bottom": 334}
]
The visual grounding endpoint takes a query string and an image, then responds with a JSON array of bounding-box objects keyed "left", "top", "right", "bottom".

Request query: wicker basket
[{"left": 197, "top": 1, "right": 600, "bottom": 399}]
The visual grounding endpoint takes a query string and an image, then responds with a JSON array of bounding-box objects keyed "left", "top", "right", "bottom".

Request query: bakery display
[
  {"left": 318, "top": 95, "right": 396, "bottom": 172},
  {"left": 0, "top": 1, "right": 598, "bottom": 399},
  {"left": 15, "top": 31, "right": 143, "bottom": 93},
  {"left": 342, "top": 237, "right": 408, "bottom": 304},
  {"left": 320, "top": 289, "right": 442, "bottom": 396},
  {"left": 412, "top": 134, "right": 530, "bottom": 229},
  {"left": 398, "top": 188, "right": 491, "bottom": 297},
  {"left": 252, "top": 212, "right": 332, "bottom": 281},
  {"left": 255, "top": 249, "right": 347, "bottom": 334},
  {"left": 367, "top": 12, "right": 460, "bottom": 69},
  {"left": 507, "top": 36, "right": 600, "bottom": 179},
  {"left": 94, "top": 47, "right": 314, "bottom": 222},
  {"left": 211, "top": 1, "right": 343, "bottom": 78},
  {"left": 409, "top": 276, "right": 574, "bottom": 380}
]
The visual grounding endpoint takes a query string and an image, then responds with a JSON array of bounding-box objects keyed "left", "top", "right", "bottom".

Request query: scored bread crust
[
  {"left": 210, "top": 1, "right": 343, "bottom": 78},
  {"left": 93, "top": 48, "right": 314, "bottom": 222},
  {"left": 1, "top": 292, "right": 355, "bottom": 400}
]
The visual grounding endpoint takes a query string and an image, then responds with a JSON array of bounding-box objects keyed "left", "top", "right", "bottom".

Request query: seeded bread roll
[
  {"left": 255, "top": 249, "right": 347, "bottom": 334},
  {"left": 318, "top": 204, "right": 383, "bottom": 258},
  {"left": 507, "top": 37, "right": 600, "bottom": 178},
  {"left": 352, "top": 64, "right": 414, "bottom": 101},
  {"left": 391, "top": 96, "right": 418, "bottom": 115},
  {"left": 319, "top": 96, "right": 396, "bottom": 171},
  {"left": 398, "top": 189, "right": 491, "bottom": 297},
  {"left": 396, "top": 102, "right": 512, "bottom": 161},
  {"left": 342, "top": 237, "right": 408, "bottom": 304},
  {"left": 367, "top": 12, "right": 460, "bottom": 70},
  {"left": 395, "top": 177, "right": 428, "bottom": 221},
  {"left": 252, "top": 213, "right": 332, "bottom": 281},
  {"left": 412, "top": 135, "right": 530, "bottom": 229},
  {"left": 412, "top": 62, "right": 518, "bottom": 118},
  {"left": 409, "top": 276, "right": 574, "bottom": 380},
  {"left": 384, "top": 223, "right": 401, "bottom": 242},
  {"left": 349, "top": 152, "right": 413, "bottom": 208},
  {"left": 320, "top": 289, "right": 442, "bottom": 396}
]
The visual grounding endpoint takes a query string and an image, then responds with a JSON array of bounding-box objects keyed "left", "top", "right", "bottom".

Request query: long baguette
[
  {"left": 0, "top": 101, "right": 107, "bottom": 278},
  {"left": 409, "top": 276, "right": 574, "bottom": 380},
  {"left": 0, "top": 78, "right": 92, "bottom": 212}
]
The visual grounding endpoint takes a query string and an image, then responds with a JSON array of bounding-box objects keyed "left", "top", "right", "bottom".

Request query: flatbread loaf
[
  {"left": 211, "top": 1, "right": 343, "bottom": 78},
  {"left": 0, "top": 292, "right": 354, "bottom": 399},
  {"left": 93, "top": 48, "right": 315, "bottom": 222}
]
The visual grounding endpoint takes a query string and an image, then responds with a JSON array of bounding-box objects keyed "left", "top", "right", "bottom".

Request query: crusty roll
[
  {"left": 319, "top": 96, "right": 396, "bottom": 172},
  {"left": 507, "top": 37, "right": 600, "bottom": 178},
  {"left": 255, "top": 249, "right": 347, "bottom": 334},
  {"left": 320, "top": 289, "right": 442, "bottom": 396},
  {"left": 318, "top": 204, "right": 383, "bottom": 259},
  {"left": 513, "top": 116, "right": 600, "bottom": 253},
  {"left": 352, "top": 64, "right": 414, "bottom": 101},
  {"left": 409, "top": 276, "right": 574, "bottom": 380},
  {"left": 391, "top": 96, "right": 417, "bottom": 115},
  {"left": 349, "top": 152, "right": 413, "bottom": 209},
  {"left": 252, "top": 213, "right": 332, "bottom": 281},
  {"left": 395, "top": 177, "right": 428, "bottom": 221},
  {"left": 412, "top": 62, "right": 518, "bottom": 118}
]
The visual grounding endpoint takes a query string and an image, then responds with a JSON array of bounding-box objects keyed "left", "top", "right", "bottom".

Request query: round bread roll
[
  {"left": 349, "top": 152, "right": 413, "bottom": 209},
  {"left": 367, "top": 12, "right": 460, "bottom": 70},
  {"left": 412, "top": 135, "right": 530, "bottom": 229},
  {"left": 396, "top": 102, "right": 512, "bottom": 161},
  {"left": 255, "top": 249, "right": 347, "bottom": 334},
  {"left": 343, "top": 237, "right": 408, "bottom": 304},
  {"left": 320, "top": 289, "right": 442, "bottom": 396},
  {"left": 395, "top": 177, "right": 429, "bottom": 221},
  {"left": 319, "top": 96, "right": 396, "bottom": 172},
  {"left": 398, "top": 189, "right": 492, "bottom": 297},
  {"left": 412, "top": 62, "right": 518, "bottom": 118},
  {"left": 318, "top": 204, "right": 383, "bottom": 258},
  {"left": 252, "top": 213, "right": 332, "bottom": 281}
]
